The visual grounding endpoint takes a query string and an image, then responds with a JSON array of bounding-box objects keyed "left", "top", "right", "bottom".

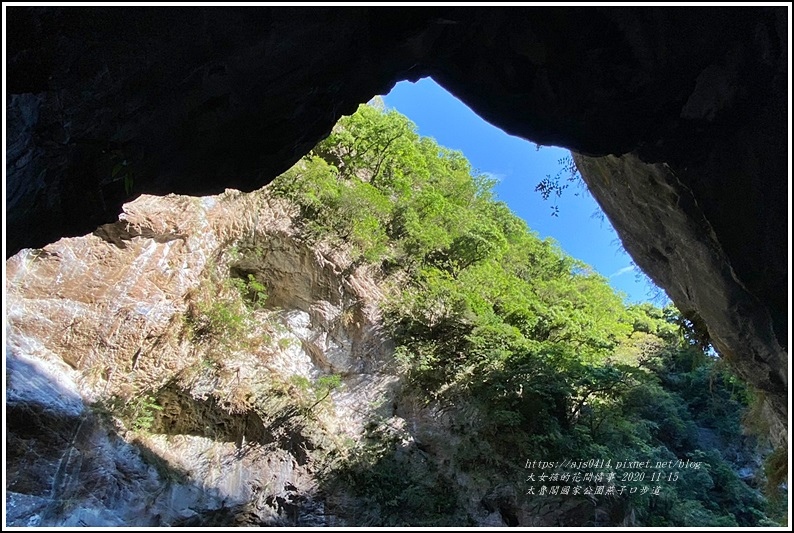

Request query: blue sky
[{"left": 382, "top": 78, "right": 665, "bottom": 305}]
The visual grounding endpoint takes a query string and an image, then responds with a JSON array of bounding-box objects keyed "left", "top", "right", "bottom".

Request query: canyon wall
[{"left": 6, "top": 5, "right": 788, "bottom": 463}]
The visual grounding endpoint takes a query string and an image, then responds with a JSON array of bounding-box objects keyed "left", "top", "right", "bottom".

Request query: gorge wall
[
  {"left": 5, "top": 5, "right": 788, "bottom": 457},
  {"left": 7, "top": 189, "right": 608, "bottom": 527},
  {"left": 6, "top": 191, "right": 395, "bottom": 526}
]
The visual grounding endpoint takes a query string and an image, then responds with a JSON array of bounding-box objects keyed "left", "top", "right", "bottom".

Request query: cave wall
[
  {"left": 574, "top": 152, "right": 787, "bottom": 448},
  {"left": 5, "top": 7, "right": 789, "bottom": 439}
]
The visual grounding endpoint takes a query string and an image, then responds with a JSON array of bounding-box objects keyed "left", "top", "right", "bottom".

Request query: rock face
[
  {"left": 574, "top": 153, "right": 788, "bottom": 448},
  {"left": 11, "top": 189, "right": 602, "bottom": 526},
  {"left": 5, "top": 191, "right": 397, "bottom": 526},
  {"left": 5, "top": 6, "right": 788, "bottom": 461}
]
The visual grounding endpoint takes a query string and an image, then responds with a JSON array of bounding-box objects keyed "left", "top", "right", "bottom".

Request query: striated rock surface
[{"left": 5, "top": 190, "right": 398, "bottom": 526}]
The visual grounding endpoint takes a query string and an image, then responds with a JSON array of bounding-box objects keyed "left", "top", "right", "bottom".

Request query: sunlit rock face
[
  {"left": 5, "top": 191, "right": 398, "bottom": 526},
  {"left": 5, "top": 4, "right": 788, "bottom": 471}
]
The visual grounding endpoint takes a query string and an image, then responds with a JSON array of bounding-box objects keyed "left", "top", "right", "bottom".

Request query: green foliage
[
  {"left": 128, "top": 394, "right": 164, "bottom": 431},
  {"left": 325, "top": 423, "right": 462, "bottom": 526},
  {"left": 315, "top": 374, "right": 342, "bottom": 397},
  {"left": 534, "top": 154, "right": 582, "bottom": 216},
  {"left": 106, "top": 148, "right": 136, "bottom": 196},
  {"left": 184, "top": 263, "right": 269, "bottom": 353},
  {"left": 178, "top": 266, "right": 291, "bottom": 411},
  {"left": 267, "top": 102, "right": 778, "bottom": 526},
  {"left": 289, "top": 374, "right": 312, "bottom": 393},
  {"left": 94, "top": 392, "right": 163, "bottom": 433},
  {"left": 288, "top": 374, "right": 343, "bottom": 414},
  {"left": 231, "top": 273, "right": 268, "bottom": 309},
  {"left": 193, "top": 296, "right": 247, "bottom": 345}
]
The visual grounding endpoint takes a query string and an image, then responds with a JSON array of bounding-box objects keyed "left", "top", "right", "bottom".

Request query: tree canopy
[{"left": 268, "top": 103, "right": 784, "bottom": 527}]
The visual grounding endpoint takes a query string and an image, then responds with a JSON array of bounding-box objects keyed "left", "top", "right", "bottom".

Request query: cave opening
[{"left": 4, "top": 7, "right": 788, "bottom": 526}]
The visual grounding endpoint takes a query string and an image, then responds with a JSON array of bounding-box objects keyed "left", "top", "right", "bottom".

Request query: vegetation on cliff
[{"left": 267, "top": 102, "right": 784, "bottom": 526}]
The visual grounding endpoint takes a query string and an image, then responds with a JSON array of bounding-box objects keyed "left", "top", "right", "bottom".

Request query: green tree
[{"left": 268, "top": 101, "right": 778, "bottom": 526}]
